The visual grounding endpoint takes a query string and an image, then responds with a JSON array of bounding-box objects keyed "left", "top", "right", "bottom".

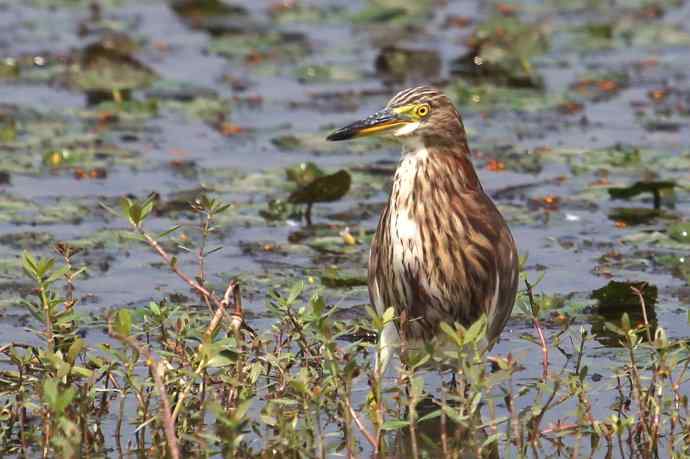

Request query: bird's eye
[{"left": 416, "top": 104, "right": 430, "bottom": 117}]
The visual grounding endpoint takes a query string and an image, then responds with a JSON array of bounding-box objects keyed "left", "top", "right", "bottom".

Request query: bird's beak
[{"left": 326, "top": 107, "right": 411, "bottom": 141}]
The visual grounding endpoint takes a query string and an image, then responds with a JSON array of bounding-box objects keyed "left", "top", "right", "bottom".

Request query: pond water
[{"left": 0, "top": 0, "right": 688, "bottom": 456}]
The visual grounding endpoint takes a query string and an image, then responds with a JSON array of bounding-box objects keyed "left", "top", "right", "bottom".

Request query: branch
[
  {"left": 525, "top": 279, "right": 549, "bottom": 379},
  {"left": 138, "top": 228, "right": 255, "bottom": 337},
  {"left": 630, "top": 286, "right": 653, "bottom": 343},
  {"left": 345, "top": 398, "right": 377, "bottom": 453},
  {"left": 108, "top": 319, "right": 180, "bottom": 459}
]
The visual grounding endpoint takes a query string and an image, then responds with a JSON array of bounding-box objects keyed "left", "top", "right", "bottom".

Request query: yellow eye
[{"left": 416, "top": 104, "right": 430, "bottom": 117}]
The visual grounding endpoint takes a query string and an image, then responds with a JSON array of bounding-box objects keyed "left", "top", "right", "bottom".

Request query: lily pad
[
  {"left": 259, "top": 199, "right": 302, "bottom": 222},
  {"left": 656, "top": 254, "right": 690, "bottom": 285},
  {"left": 450, "top": 80, "right": 559, "bottom": 113},
  {"left": 286, "top": 162, "right": 325, "bottom": 187},
  {"left": 590, "top": 280, "right": 658, "bottom": 346},
  {"left": 208, "top": 31, "right": 310, "bottom": 62},
  {"left": 0, "top": 231, "right": 54, "bottom": 250},
  {"left": 169, "top": 0, "right": 252, "bottom": 35},
  {"left": 608, "top": 208, "right": 670, "bottom": 226},
  {"left": 71, "top": 43, "right": 158, "bottom": 102},
  {"left": 567, "top": 14, "right": 690, "bottom": 51},
  {"left": 288, "top": 170, "right": 351, "bottom": 205},
  {"left": 451, "top": 16, "right": 549, "bottom": 88},
  {"left": 591, "top": 280, "right": 657, "bottom": 312},
  {"left": 608, "top": 181, "right": 676, "bottom": 209},
  {"left": 375, "top": 46, "right": 441, "bottom": 83},
  {"left": 669, "top": 223, "right": 690, "bottom": 244},
  {"left": 321, "top": 269, "right": 368, "bottom": 288},
  {"left": 352, "top": 0, "right": 432, "bottom": 25}
]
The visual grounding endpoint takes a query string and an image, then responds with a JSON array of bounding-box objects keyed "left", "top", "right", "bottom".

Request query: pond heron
[{"left": 327, "top": 86, "right": 519, "bottom": 372}]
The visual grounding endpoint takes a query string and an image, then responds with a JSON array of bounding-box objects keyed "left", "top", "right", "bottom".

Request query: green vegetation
[
  {"left": 0, "top": 0, "right": 688, "bottom": 456},
  {"left": 0, "top": 197, "right": 686, "bottom": 457}
]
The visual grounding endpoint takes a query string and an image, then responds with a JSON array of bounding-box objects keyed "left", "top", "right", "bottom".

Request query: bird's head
[{"left": 326, "top": 86, "right": 467, "bottom": 149}]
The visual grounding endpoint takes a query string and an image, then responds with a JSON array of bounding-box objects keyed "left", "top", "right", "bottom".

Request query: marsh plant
[{"left": 1, "top": 195, "right": 688, "bottom": 458}]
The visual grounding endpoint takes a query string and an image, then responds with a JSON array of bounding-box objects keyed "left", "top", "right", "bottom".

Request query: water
[{"left": 0, "top": 0, "right": 688, "bottom": 456}]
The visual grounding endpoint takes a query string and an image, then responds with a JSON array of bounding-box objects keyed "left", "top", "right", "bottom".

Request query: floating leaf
[
  {"left": 288, "top": 170, "right": 351, "bottom": 205},
  {"left": 170, "top": 0, "right": 251, "bottom": 34},
  {"left": 451, "top": 16, "right": 548, "bottom": 88},
  {"left": 608, "top": 181, "right": 675, "bottom": 209},
  {"left": 591, "top": 281, "right": 657, "bottom": 312},
  {"left": 286, "top": 162, "right": 324, "bottom": 187},
  {"left": 71, "top": 43, "right": 158, "bottom": 99},
  {"left": 668, "top": 223, "right": 690, "bottom": 244},
  {"left": 321, "top": 269, "right": 368, "bottom": 288},
  {"left": 608, "top": 208, "right": 670, "bottom": 226},
  {"left": 375, "top": 46, "right": 441, "bottom": 83},
  {"left": 114, "top": 309, "right": 133, "bottom": 337},
  {"left": 590, "top": 281, "right": 658, "bottom": 346}
]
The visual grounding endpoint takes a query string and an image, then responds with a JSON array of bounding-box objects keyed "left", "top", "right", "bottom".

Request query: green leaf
[
  {"left": 206, "top": 350, "right": 237, "bottom": 368},
  {"left": 21, "top": 251, "right": 39, "bottom": 280},
  {"left": 269, "top": 398, "right": 298, "bottom": 406},
  {"left": 232, "top": 399, "right": 253, "bottom": 421},
  {"left": 71, "top": 43, "right": 158, "bottom": 92},
  {"left": 381, "top": 419, "right": 410, "bottom": 431},
  {"left": 43, "top": 379, "right": 58, "bottom": 409},
  {"left": 608, "top": 180, "right": 675, "bottom": 201},
  {"left": 286, "top": 281, "right": 304, "bottom": 305},
  {"left": 418, "top": 409, "right": 441, "bottom": 423},
  {"left": 669, "top": 223, "right": 690, "bottom": 244},
  {"left": 140, "top": 197, "right": 155, "bottom": 222},
  {"left": 465, "top": 315, "right": 487, "bottom": 344},
  {"left": 148, "top": 301, "right": 161, "bottom": 317},
  {"left": 382, "top": 307, "right": 395, "bottom": 325},
  {"left": 440, "top": 322, "right": 463, "bottom": 347},
  {"left": 67, "top": 338, "right": 86, "bottom": 364},
  {"left": 621, "top": 313, "right": 631, "bottom": 332},
  {"left": 286, "top": 162, "right": 324, "bottom": 187},
  {"left": 45, "top": 265, "right": 70, "bottom": 285},
  {"left": 114, "top": 309, "right": 132, "bottom": 336},
  {"left": 158, "top": 225, "right": 181, "bottom": 239},
  {"left": 288, "top": 170, "right": 351, "bottom": 204}
]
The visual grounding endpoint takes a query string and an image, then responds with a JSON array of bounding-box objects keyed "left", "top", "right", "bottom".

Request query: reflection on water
[{"left": 389, "top": 395, "right": 499, "bottom": 459}]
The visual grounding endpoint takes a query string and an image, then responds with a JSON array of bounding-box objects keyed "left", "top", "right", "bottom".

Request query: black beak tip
[{"left": 326, "top": 128, "right": 352, "bottom": 142}]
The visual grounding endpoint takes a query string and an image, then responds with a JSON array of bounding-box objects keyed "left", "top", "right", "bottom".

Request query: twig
[
  {"left": 138, "top": 228, "right": 255, "bottom": 337},
  {"left": 141, "top": 230, "right": 215, "bottom": 301},
  {"left": 540, "top": 422, "right": 579, "bottom": 435},
  {"left": 440, "top": 390, "right": 449, "bottom": 458},
  {"left": 108, "top": 319, "right": 180, "bottom": 459},
  {"left": 525, "top": 279, "right": 549, "bottom": 379},
  {"left": 345, "top": 398, "right": 377, "bottom": 454},
  {"left": 630, "top": 286, "right": 653, "bottom": 344},
  {"left": 204, "top": 281, "right": 237, "bottom": 340}
]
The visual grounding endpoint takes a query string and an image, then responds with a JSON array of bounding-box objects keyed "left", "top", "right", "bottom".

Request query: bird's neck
[{"left": 391, "top": 138, "right": 481, "bottom": 211}]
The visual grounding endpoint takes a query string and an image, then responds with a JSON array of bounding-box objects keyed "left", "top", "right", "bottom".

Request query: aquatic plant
[{"left": 2, "top": 196, "right": 688, "bottom": 458}]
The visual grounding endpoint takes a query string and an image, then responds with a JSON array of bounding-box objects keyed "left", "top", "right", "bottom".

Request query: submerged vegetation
[{"left": 0, "top": 0, "right": 688, "bottom": 457}]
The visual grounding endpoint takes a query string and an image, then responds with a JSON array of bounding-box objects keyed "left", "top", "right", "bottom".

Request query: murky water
[{"left": 0, "top": 0, "right": 689, "bottom": 456}]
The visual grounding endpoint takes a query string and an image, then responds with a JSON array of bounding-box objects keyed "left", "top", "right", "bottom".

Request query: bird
[{"left": 326, "top": 86, "right": 519, "bottom": 373}]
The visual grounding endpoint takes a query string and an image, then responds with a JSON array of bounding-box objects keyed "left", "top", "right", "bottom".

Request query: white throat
[{"left": 394, "top": 121, "right": 420, "bottom": 138}]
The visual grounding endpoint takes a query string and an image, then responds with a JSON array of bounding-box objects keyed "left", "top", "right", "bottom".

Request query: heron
[{"left": 327, "top": 86, "right": 519, "bottom": 373}]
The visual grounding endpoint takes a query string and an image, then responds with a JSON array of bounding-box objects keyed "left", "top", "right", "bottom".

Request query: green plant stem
[
  {"left": 108, "top": 322, "right": 180, "bottom": 459},
  {"left": 39, "top": 285, "right": 54, "bottom": 353}
]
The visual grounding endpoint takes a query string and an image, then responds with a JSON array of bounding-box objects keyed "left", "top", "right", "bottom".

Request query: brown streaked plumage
[{"left": 327, "top": 86, "right": 519, "bottom": 371}]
